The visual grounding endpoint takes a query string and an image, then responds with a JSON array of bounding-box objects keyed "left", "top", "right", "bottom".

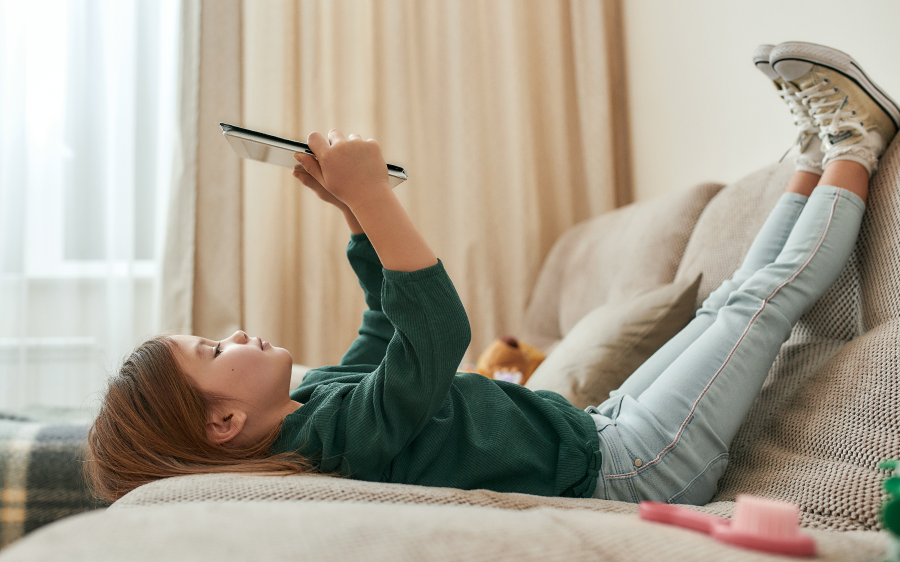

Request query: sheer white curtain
[{"left": 0, "top": 0, "right": 180, "bottom": 412}]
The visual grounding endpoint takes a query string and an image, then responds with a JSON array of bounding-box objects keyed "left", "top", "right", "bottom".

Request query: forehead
[
  {"left": 170, "top": 334, "right": 202, "bottom": 352},
  {"left": 169, "top": 335, "right": 204, "bottom": 369}
]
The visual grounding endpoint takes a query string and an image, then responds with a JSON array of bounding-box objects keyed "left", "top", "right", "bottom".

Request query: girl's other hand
[
  {"left": 292, "top": 159, "right": 350, "bottom": 213},
  {"left": 298, "top": 129, "right": 391, "bottom": 207},
  {"left": 293, "top": 153, "right": 364, "bottom": 235}
]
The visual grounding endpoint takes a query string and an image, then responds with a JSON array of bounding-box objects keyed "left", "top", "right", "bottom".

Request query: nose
[{"left": 229, "top": 330, "right": 249, "bottom": 344}]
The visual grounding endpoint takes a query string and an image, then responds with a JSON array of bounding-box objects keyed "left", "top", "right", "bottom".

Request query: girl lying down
[{"left": 87, "top": 41, "right": 898, "bottom": 504}]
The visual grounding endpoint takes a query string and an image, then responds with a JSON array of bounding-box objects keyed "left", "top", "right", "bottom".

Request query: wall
[{"left": 624, "top": 0, "right": 900, "bottom": 202}]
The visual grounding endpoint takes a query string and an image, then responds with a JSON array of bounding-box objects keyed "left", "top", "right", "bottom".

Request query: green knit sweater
[{"left": 269, "top": 234, "right": 602, "bottom": 498}]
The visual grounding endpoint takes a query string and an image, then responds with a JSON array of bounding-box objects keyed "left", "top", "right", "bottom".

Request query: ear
[{"left": 205, "top": 410, "right": 247, "bottom": 445}]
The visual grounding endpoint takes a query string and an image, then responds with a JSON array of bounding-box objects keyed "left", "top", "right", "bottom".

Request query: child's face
[{"left": 171, "top": 331, "right": 295, "bottom": 434}]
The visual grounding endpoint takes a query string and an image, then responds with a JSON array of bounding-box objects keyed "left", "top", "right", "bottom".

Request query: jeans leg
[
  {"left": 592, "top": 186, "right": 864, "bottom": 504},
  {"left": 608, "top": 192, "right": 809, "bottom": 403}
]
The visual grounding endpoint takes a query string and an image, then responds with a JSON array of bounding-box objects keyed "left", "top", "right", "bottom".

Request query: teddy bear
[{"left": 474, "top": 336, "right": 546, "bottom": 385}]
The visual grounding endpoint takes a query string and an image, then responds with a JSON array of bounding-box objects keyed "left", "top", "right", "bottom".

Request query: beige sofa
[{"left": 2, "top": 141, "right": 898, "bottom": 561}]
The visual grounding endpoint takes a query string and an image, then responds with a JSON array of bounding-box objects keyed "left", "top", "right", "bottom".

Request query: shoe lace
[
  {"left": 798, "top": 80, "right": 868, "bottom": 142},
  {"left": 778, "top": 82, "right": 818, "bottom": 162}
]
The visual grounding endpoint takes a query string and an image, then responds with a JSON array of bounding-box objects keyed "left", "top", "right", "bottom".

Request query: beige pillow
[{"left": 524, "top": 274, "right": 701, "bottom": 409}]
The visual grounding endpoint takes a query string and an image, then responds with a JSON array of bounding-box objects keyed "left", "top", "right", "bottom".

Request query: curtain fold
[
  {"left": 167, "top": 0, "right": 628, "bottom": 367},
  {"left": 159, "top": 0, "right": 200, "bottom": 336},
  {"left": 160, "top": 0, "right": 244, "bottom": 339}
]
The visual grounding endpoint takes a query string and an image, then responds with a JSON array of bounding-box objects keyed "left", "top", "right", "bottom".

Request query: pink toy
[{"left": 639, "top": 494, "right": 816, "bottom": 557}]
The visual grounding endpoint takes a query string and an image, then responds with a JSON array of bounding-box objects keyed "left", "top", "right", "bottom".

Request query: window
[{"left": 0, "top": 0, "right": 180, "bottom": 411}]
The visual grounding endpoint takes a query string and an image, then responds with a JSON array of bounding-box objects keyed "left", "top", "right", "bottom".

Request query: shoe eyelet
[
  {"left": 834, "top": 87, "right": 839, "bottom": 93},
  {"left": 823, "top": 78, "right": 830, "bottom": 83},
  {"left": 852, "top": 110, "right": 856, "bottom": 116}
]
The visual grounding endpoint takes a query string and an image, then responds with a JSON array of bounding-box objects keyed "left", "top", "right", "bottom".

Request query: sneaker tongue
[{"left": 774, "top": 59, "right": 814, "bottom": 82}]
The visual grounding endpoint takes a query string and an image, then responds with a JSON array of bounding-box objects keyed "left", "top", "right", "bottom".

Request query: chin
[{"left": 275, "top": 345, "right": 293, "bottom": 366}]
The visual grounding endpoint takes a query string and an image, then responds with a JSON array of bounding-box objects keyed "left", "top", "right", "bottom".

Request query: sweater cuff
[
  {"left": 347, "top": 233, "right": 379, "bottom": 259},
  {"left": 382, "top": 259, "right": 447, "bottom": 284}
]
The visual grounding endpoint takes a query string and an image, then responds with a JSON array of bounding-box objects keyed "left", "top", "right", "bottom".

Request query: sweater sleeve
[
  {"left": 338, "top": 233, "right": 395, "bottom": 367},
  {"left": 315, "top": 259, "right": 472, "bottom": 477}
]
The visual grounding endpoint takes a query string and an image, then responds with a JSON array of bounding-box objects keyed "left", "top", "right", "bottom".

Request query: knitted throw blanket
[{"left": 0, "top": 414, "right": 107, "bottom": 550}]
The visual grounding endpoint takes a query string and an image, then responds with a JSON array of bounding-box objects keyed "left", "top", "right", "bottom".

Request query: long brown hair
[{"left": 85, "top": 335, "right": 316, "bottom": 502}]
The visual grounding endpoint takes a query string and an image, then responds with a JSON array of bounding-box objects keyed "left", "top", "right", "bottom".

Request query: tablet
[{"left": 220, "top": 123, "right": 408, "bottom": 188}]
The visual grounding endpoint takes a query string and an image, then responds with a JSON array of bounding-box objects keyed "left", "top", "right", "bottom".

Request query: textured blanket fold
[{"left": 0, "top": 414, "right": 108, "bottom": 550}]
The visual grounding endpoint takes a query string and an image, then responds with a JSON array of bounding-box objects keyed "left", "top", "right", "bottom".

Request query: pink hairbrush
[{"left": 639, "top": 494, "right": 816, "bottom": 557}]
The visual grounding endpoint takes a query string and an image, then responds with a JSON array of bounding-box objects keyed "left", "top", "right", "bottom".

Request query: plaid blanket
[{"left": 0, "top": 409, "right": 109, "bottom": 550}]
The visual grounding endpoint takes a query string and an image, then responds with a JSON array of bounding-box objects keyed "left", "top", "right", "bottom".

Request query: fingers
[
  {"left": 293, "top": 152, "right": 325, "bottom": 186},
  {"left": 298, "top": 129, "right": 376, "bottom": 192},
  {"left": 306, "top": 131, "right": 329, "bottom": 156},
  {"left": 307, "top": 129, "right": 367, "bottom": 150},
  {"left": 292, "top": 152, "right": 309, "bottom": 170},
  {"left": 328, "top": 128, "right": 346, "bottom": 145},
  {"left": 292, "top": 165, "right": 313, "bottom": 186},
  {"left": 291, "top": 165, "right": 319, "bottom": 189}
]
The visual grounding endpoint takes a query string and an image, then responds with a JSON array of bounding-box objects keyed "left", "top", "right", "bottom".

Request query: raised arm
[
  {"left": 336, "top": 233, "right": 393, "bottom": 366},
  {"left": 292, "top": 130, "right": 437, "bottom": 368},
  {"left": 295, "top": 129, "right": 437, "bottom": 273},
  {"left": 291, "top": 129, "right": 472, "bottom": 472}
]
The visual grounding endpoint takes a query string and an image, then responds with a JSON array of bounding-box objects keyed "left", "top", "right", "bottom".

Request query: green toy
[{"left": 881, "top": 459, "right": 900, "bottom": 562}]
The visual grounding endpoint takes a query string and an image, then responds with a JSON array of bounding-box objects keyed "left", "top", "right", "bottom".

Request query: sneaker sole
[
  {"left": 770, "top": 41, "right": 900, "bottom": 130},
  {"left": 752, "top": 44, "right": 778, "bottom": 80}
]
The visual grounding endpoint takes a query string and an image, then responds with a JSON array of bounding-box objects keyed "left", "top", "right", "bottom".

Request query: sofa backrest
[{"left": 521, "top": 181, "right": 723, "bottom": 351}]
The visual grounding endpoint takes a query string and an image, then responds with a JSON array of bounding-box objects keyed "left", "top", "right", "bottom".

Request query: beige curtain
[
  {"left": 160, "top": 0, "right": 244, "bottom": 340},
  {"left": 163, "top": 0, "right": 631, "bottom": 368}
]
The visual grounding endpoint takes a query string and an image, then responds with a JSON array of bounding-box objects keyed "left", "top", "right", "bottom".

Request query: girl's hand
[
  {"left": 297, "top": 128, "right": 436, "bottom": 272},
  {"left": 292, "top": 159, "right": 349, "bottom": 211},
  {"left": 295, "top": 129, "right": 391, "bottom": 208},
  {"left": 293, "top": 155, "right": 364, "bottom": 234}
]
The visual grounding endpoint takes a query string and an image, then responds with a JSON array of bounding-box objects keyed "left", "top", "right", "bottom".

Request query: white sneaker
[
  {"left": 770, "top": 41, "right": 900, "bottom": 176},
  {"left": 754, "top": 44, "right": 823, "bottom": 174}
]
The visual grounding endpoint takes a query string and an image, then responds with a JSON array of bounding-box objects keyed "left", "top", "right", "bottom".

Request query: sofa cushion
[
  {"left": 523, "top": 274, "right": 701, "bottom": 409},
  {"left": 522, "top": 181, "right": 723, "bottom": 351},
  {"left": 674, "top": 160, "right": 795, "bottom": 308},
  {"left": 858, "top": 136, "right": 900, "bottom": 328},
  {"left": 715, "top": 319, "right": 900, "bottom": 531},
  {"left": 3, "top": 498, "right": 887, "bottom": 561},
  {"left": 112, "top": 472, "right": 626, "bottom": 513}
]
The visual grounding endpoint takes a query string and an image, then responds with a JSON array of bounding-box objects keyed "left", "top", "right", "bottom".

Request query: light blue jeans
[{"left": 587, "top": 185, "right": 865, "bottom": 505}]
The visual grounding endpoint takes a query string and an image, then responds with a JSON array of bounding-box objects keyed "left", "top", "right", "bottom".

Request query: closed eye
[{"left": 214, "top": 342, "right": 222, "bottom": 358}]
